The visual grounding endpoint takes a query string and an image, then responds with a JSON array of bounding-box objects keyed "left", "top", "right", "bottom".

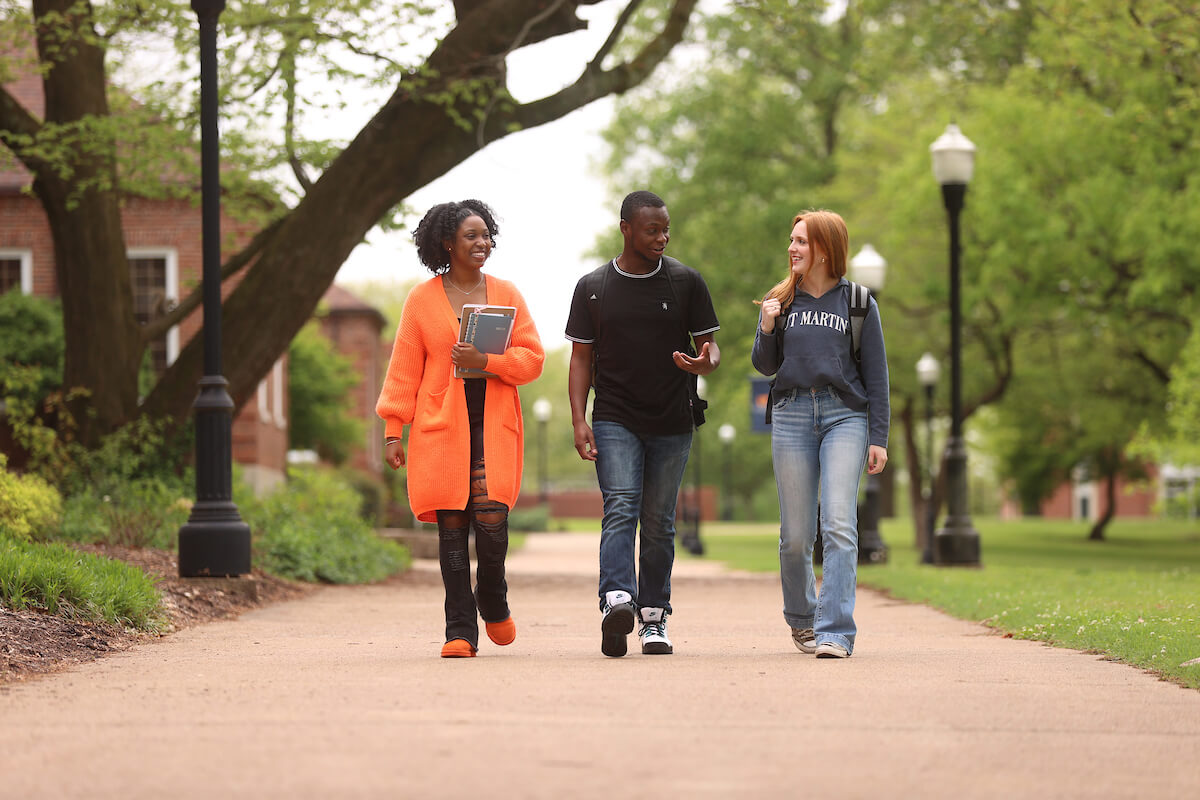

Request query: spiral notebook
[{"left": 455, "top": 304, "right": 516, "bottom": 378}]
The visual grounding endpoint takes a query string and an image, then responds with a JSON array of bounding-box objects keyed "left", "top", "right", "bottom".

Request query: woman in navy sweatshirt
[{"left": 751, "top": 209, "right": 890, "bottom": 659}]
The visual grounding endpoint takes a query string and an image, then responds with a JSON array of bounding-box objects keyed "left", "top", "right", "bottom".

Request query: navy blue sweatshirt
[{"left": 751, "top": 278, "right": 890, "bottom": 448}]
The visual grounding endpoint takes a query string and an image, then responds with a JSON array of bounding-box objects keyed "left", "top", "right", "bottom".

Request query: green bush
[
  {"left": 508, "top": 503, "right": 549, "bottom": 532},
  {"left": 339, "top": 467, "right": 387, "bottom": 525},
  {"left": 59, "top": 478, "right": 192, "bottom": 549},
  {"left": 288, "top": 322, "right": 365, "bottom": 464},
  {"left": 0, "top": 291, "right": 63, "bottom": 409},
  {"left": 237, "top": 466, "right": 409, "bottom": 584},
  {"left": 0, "top": 455, "right": 63, "bottom": 542},
  {"left": 0, "top": 537, "right": 164, "bottom": 630}
]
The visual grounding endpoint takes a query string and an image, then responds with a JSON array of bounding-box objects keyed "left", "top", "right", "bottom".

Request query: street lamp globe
[
  {"left": 532, "top": 397, "right": 552, "bottom": 422},
  {"left": 916, "top": 352, "right": 941, "bottom": 388},
  {"left": 930, "top": 123, "right": 976, "bottom": 186},
  {"left": 718, "top": 423, "right": 736, "bottom": 444},
  {"left": 849, "top": 244, "right": 887, "bottom": 291}
]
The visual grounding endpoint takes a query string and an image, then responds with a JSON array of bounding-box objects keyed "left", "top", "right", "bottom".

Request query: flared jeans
[{"left": 771, "top": 386, "right": 868, "bottom": 654}]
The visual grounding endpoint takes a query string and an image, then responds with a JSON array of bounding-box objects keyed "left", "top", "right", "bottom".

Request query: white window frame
[
  {"left": 272, "top": 358, "right": 286, "bottom": 428},
  {"left": 257, "top": 377, "right": 270, "bottom": 421},
  {"left": 0, "top": 248, "right": 33, "bottom": 294},
  {"left": 127, "top": 247, "right": 179, "bottom": 365}
]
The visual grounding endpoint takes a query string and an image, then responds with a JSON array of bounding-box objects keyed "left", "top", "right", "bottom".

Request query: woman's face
[
  {"left": 788, "top": 220, "right": 820, "bottom": 279},
  {"left": 447, "top": 214, "right": 493, "bottom": 270}
]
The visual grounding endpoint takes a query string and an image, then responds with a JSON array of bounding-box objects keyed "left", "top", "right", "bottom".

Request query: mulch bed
[{"left": 0, "top": 544, "right": 312, "bottom": 688}]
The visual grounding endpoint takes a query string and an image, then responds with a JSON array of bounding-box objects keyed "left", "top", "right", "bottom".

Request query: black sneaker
[{"left": 600, "top": 590, "right": 636, "bottom": 657}]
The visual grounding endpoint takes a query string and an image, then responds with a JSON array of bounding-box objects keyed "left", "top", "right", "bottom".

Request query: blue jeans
[
  {"left": 771, "top": 387, "right": 868, "bottom": 654},
  {"left": 593, "top": 420, "right": 692, "bottom": 612}
]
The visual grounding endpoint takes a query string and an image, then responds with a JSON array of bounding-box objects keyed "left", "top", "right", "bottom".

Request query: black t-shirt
[{"left": 565, "top": 258, "right": 720, "bottom": 435}]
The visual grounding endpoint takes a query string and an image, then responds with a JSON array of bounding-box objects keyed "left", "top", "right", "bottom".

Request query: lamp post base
[
  {"left": 933, "top": 518, "right": 981, "bottom": 565},
  {"left": 857, "top": 474, "right": 888, "bottom": 564},
  {"left": 858, "top": 529, "right": 889, "bottom": 564},
  {"left": 179, "top": 506, "right": 251, "bottom": 577}
]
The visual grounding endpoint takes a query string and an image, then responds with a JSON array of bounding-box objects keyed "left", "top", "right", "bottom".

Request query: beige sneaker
[{"left": 791, "top": 627, "right": 817, "bottom": 654}]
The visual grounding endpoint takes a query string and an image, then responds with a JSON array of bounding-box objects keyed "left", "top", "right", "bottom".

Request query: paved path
[{"left": 2, "top": 532, "right": 1198, "bottom": 799}]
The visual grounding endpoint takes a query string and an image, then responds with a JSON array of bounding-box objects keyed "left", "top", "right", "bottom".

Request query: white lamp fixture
[
  {"left": 849, "top": 244, "right": 887, "bottom": 291},
  {"left": 929, "top": 123, "right": 976, "bottom": 185},
  {"left": 532, "top": 397, "right": 552, "bottom": 422},
  {"left": 718, "top": 423, "right": 736, "bottom": 444},
  {"left": 916, "top": 352, "right": 941, "bottom": 388}
]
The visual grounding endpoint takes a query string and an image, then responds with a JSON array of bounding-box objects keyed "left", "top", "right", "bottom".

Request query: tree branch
[
  {"left": 507, "top": 0, "right": 700, "bottom": 132},
  {"left": 0, "top": 84, "right": 48, "bottom": 174},
  {"left": 140, "top": 217, "right": 284, "bottom": 342}
]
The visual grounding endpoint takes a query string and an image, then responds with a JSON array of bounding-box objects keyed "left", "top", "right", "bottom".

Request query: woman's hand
[
  {"left": 866, "top": 445, "right": 888, "bottom": 475},
  {"left": 385, "top": 439, "right": 406, "bottom": 470},
  {"left": 451, "top": 342, "right": 488, "bottom": 371},
  {"left": 760, "top": 298, "right": 782, "bottom": 333}
]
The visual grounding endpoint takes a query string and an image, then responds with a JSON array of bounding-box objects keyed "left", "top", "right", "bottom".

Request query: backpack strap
[{"left": 847, "top": 280, "right": 870, "bottom": 364}]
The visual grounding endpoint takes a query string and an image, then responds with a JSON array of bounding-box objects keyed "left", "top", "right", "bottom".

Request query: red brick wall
[{"left": 0, "top": 191, "right": 286, "bottom": 480}]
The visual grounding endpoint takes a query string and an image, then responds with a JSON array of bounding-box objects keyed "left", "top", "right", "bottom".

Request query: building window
[
  {"left": 0, "top": 249, "right": 32, "bottom": 295},
  {"left": 127, "top": 249, "right": 179, "bottom": 374}
]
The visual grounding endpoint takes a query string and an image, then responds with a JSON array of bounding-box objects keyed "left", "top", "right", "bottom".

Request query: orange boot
[
  {"left": 440, "top": 639, "right": 477, "bottom": 658},
  {"left": 485, "top": 617, "right": 517, "bottom": 646}
]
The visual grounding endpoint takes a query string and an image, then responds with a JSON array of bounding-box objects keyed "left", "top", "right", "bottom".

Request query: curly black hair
[{"left": 412, "top": 199, "right": 500, "bottom": 273}]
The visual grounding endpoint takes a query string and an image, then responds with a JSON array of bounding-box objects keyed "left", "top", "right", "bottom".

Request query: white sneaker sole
[{"left": 814, "top": 642, "right": 850, "bottom": 658}]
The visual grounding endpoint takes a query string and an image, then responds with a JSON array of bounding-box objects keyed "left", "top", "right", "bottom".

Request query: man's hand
[
  {"left": 574, "top": 421, "right": 597, "bottom": 461},
  {"left": 672, "top": 341, "right": 718, "bottom": 375}
]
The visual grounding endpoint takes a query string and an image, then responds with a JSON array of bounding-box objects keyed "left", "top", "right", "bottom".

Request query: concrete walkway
[{"left": 2, "top": 532, "right": 1198, "bottom": 799}]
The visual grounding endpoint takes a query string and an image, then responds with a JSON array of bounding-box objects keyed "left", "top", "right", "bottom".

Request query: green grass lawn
[{"left": 681, "top": 517, "right": 1200, "bottom": 690}]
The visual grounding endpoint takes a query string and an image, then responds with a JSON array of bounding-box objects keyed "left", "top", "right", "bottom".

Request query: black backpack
[
  {"left": 763, "top": 281, "right": 871, "bottom": 425},
  {"left": 583, "top": 257, "right": 708, "bottom": 428}
]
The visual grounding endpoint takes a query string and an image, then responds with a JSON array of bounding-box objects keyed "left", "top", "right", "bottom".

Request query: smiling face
[
  {"left": 446, "top": 214, "right": 493, "bottom": 270},
  {"left": 788, "top": 219, "right": 822, "bottom": 280},
  {"left": 621, "top": 205, "right": 670, "bottom": 266}
]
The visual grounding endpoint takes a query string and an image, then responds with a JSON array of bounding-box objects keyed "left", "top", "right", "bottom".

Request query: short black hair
[
  {"left": 413, "top": 199, "right": 499, "bottom": 273},
  {"left": 620, "top": 190, "right": 666, "bottom": 223}
]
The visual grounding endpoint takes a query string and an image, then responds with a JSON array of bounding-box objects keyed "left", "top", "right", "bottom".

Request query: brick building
[{"left": 1, "top": 57, "right": 289, "bottom": 491}]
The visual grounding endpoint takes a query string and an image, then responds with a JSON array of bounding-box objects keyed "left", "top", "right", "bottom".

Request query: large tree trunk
[
  {"left": 30, "top": 0, "right": 141, "bottom": 445},
  {"left": 139, "top": 0, "right": 701, "bottom": 424}
]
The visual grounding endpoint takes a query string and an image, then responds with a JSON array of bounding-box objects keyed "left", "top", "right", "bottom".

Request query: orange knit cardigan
[{"left": 376, "top": 275, "right": 545, "bottom": 522}]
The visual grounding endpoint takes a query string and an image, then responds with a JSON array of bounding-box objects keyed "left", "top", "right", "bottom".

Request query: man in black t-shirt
[{"left": 565, "top": 190, "right": 720, "bottom": 658}]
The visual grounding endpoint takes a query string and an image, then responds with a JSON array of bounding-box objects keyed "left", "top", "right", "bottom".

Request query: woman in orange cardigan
[{"left": 377, "top": 199, "right": 545, "bottom": 658}]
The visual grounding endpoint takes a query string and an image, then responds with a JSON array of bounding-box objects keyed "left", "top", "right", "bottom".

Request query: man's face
[{"left": 621, "top": 205, "right": 670, "bottom": 263}]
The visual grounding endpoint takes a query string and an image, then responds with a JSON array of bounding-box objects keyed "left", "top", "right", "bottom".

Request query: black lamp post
[
  {"left": 718, "top": 423, "right": 736, "bottom": 521},
  {"left": 916, "top": 352, "right": 940, "bottom": 565},
  {"left": 930, "top": 123, "right": 981, "bottom": 566},
  {"left": 177, "top": 0, "right": 251, "bottom": 577},
  {"left": 849, "top": 243, "right": 888, "bottom": 565},
  {"left": 533, "top": 397, "right": 551, "bottom": 505}
]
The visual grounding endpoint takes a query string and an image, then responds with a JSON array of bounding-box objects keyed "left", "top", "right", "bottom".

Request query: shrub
[
  {"left": 508, "top": 503, "right": 549, "bottom": 532},
  {"left": 288, "top": 322, "right": 365, "bottom": 464},
  {"left": 237, "top": 466, "right": 408, "bottom": 584},
  {"left": 0, "top": 455, "right": 63, "bottom": 542},
  {"left": 59, "top": 479, "right": 192, "bottom": 549}
]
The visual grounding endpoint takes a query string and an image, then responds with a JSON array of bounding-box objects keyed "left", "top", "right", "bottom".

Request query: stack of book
[{"left": 456, "top": 304, "right": 516, "bottom": 378}]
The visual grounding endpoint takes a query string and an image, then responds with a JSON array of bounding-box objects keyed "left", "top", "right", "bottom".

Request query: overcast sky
[{"left": 335, "top": 5, "right": 628, "bottom": 346}]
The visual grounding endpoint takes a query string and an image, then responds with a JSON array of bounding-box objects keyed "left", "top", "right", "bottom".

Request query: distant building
[{"left": 1, "top": 52, "right": 288, "bottom": 491}]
